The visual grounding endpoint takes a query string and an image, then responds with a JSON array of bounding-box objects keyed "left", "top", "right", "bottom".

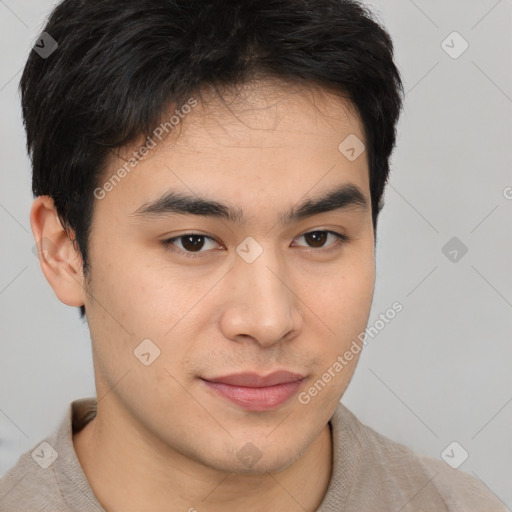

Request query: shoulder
[
  {"left": 0, "top": 397, "right": 99, "bottom": 512},
  {"left": 331, "top": 403, "right": 507, "bottom": 511},
  {"left": 0, "top": 440, "right": 67, "bottom": 512}
]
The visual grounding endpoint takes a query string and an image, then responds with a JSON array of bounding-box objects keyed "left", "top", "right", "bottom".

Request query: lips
[
  {"left": 200, "top": 371, "right": 306, "bottom": 411},
  {"left": 203, "top": 371, "right": 305, "bottom": 387}
]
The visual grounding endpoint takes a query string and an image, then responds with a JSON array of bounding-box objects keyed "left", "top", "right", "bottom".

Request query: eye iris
[
  {"left": 176, "top": 231, "right": 334, "bottom": 253},
  {"left": 182, "top": 235, "right": 205, "bottom": 252},
  {"left": 305, "top": 231, "right": 327, "bottom": 248}
]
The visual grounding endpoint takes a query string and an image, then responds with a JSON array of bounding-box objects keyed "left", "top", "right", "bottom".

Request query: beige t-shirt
[{"left": 0, "top": 398, "right": 506, "bottom": 511}]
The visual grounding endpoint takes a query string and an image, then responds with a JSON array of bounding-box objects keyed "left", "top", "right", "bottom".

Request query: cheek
[
  {"left": 85, "top": 242, "right": 178, "bottom": 334},
  {"left": 298, "top": 270, "right": 373, "bottom": 409},
  {"left": 300, "top": 249, "right": 375, "bottom": 395},
  {"left": 82, "top": 241, "right": 159, "bottom": 380},
  {"left": 308, "top": 253, "right": 375, "bottom": 332}
]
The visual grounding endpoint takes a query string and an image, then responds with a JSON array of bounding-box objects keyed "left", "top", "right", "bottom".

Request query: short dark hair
[{"left": 20, "top": 0, "right": 404, "bottom": 319}]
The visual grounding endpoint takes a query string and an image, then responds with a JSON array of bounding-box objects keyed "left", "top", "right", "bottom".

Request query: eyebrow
[{"left": 132, "top": 183, "right": 367, "bottom": 224}]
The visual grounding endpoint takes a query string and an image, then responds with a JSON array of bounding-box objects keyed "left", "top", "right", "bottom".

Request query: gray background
[{"left": 1, "top": 0, "right": 511, "bottom": 507}]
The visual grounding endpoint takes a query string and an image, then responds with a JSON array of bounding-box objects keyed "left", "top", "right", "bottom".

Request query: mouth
[{"left": 200, "top": 371, "right": 306, "bottom": 412}]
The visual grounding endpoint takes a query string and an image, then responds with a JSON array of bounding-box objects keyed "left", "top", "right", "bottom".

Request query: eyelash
[{"left": 161, "top": 230, "right": 349, "bottom": 259}]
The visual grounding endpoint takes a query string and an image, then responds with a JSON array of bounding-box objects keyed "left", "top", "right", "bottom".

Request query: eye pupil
[
  {"left": 182, "top": 235, "right": 205, "bottom": 252},
  {"left": 305, "top": 231, "right": 327, "bottom": 248}
]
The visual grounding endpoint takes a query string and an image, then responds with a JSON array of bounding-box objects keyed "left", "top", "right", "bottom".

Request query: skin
[{"left": 30, "top": 79, "right": 375, "bottom": 512}]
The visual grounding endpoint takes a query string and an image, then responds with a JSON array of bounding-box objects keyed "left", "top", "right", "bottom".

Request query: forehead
[
  {"left": 96, "top": 79, "right": 370, "bottom": 224},
  {"left": 177, "top": 78, "right": 364, "bottom": 148}
]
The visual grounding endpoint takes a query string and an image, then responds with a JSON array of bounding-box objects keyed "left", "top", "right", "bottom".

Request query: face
[{"left": 83, "top": 80, "right": 375, "bottom": 473}]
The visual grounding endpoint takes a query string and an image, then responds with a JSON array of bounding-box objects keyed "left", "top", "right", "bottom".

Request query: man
[{"left": 0, "top": 0, "right": 505, "bottom": 510}]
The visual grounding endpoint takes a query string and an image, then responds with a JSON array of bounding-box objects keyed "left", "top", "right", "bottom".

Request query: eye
[
  {"left": 292, "top": 230, "right": 348, "bottom": 252},
  {"left": 162, "top": 233, "right": 221, "bottom": 258},
  {"left": 162, "top": 229, "right": 348, "bottom": 259}
]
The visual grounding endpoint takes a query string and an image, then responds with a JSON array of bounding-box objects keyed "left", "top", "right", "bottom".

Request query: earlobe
[{"left": 30, "top": 196, "right": 86, "bottom": 307}]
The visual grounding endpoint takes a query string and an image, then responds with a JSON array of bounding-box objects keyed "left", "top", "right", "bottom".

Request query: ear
[{"left": 30, "top": 196, "right": 86, "bottom": 307}]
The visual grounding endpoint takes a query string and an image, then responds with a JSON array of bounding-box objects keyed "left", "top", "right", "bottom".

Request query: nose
[{"left": 219, "top": 245, "right": 303, "bottom": 347}]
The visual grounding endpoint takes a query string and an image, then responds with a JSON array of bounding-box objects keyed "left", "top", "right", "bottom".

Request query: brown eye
[
  {"left": 303, "top": 231, "right": 328, "bottom": 248},
  {"left": 294, "top": 230, "right": 347, "bottom": 250},
  {"left": 162, "top": 233, "right": 220, "bottom": 258},
  {"left": 180, "top": 234, "right": 207, "bottom": 252}
]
